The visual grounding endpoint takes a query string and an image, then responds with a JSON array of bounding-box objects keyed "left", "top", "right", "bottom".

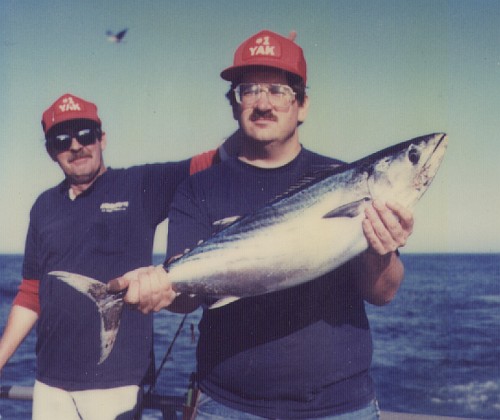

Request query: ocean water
[{"left": 0, "top": 254, "right": 498, "bottom": 419}]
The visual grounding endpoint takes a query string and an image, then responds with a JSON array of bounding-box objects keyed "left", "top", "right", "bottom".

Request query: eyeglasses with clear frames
[{"left": 234, "top": 83, "right": 296, "bottom": 110}]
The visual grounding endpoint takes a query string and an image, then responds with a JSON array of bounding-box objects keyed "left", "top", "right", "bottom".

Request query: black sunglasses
[{"left": 46, "top": 127, "right": 102, "bottom": 153}]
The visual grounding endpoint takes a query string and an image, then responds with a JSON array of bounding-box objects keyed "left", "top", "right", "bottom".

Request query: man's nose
[
  {"left": 69, "top": 137, "right": 83, "bottom": 151},
  {"left": 254, "top": 89, "right": 273, "bottom": 109}
]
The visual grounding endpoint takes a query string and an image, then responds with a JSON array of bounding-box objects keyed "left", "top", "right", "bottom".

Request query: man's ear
[
  {"left": 232, "top": 104, "right": 241, "bottom": 121},
  {"left": 298, "top": 96, "right": 309, "bottom": 123},
  {"left": 100, "top": 132, "right": 107, "bottom": 151},
  {"left": 45, "top": 143, "right": 58, "bottom": 162}
]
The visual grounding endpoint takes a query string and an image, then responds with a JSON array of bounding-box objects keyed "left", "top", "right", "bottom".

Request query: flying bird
[{"left": 106, "top": 29, "right": 128, "bottom": 43}]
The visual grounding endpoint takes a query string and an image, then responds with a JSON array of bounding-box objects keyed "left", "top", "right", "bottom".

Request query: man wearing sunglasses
[
  {"left": 0, "top": 93, "right": 227, "bottom": 419},
  {"left": 113, "top": 30, "right": 415, "bottom": 419}
]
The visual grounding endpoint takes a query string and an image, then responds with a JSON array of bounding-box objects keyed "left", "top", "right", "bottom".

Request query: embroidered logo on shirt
[{"left": 100, "top": 202, "right": 129, "bottom": 213}]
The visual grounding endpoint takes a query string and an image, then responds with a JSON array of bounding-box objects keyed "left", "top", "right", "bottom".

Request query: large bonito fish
[{"left": 51, "top": 132, "right": 448, "bottom": 363}]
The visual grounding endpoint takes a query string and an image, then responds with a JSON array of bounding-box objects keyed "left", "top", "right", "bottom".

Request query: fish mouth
[
  {"left": 413, "top": 133, "right": 448, "bottom": 193},
  {"left": 427, "top": 133, "right": 447, "bottom": 165}
]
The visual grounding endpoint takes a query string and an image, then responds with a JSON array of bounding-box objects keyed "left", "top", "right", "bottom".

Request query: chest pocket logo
[{"left": 100, "top": 201, "right": 129, "bottom": 213}]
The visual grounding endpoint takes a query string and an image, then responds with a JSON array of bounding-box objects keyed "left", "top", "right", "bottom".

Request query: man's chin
[
  {"left": 245, "top": 131, "right": 278, "bottom": 143},
  {"left": 67, "top": 172, "right": 99, "bottom": 185}
]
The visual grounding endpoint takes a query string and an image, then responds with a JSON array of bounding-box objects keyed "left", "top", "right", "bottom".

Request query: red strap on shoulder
[
  {"left": 189, "top": 149, "right": 221, "bottom": 175},
  {"left": 13, "top": 279, "right": 40, "bottom": 315}
]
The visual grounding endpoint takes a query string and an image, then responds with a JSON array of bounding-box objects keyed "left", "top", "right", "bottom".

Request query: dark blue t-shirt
[
  {"left": 167, "top": 149, "right": 375, "bottom": 418},
  {"left": 23, "top": 161, "right": 189, "bottom": 391}
]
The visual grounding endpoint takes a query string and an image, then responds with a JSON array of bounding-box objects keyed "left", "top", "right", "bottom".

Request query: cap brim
[
  {"left": 45, "top": 118, "right": 101, "bottom": 137},
  {"left": 220, "top": 64, "right": 304, "bottom": 83}
]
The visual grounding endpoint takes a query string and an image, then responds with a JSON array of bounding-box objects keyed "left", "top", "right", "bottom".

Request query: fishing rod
[
  {"left": 145, "top": 313, "right": 188, "bottom": 396},
  {"left": 142, "top": 313, "right": 197, "bottom": 419}
]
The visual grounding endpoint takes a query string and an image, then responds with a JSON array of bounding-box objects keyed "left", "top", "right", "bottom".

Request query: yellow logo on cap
[
  {"left": 249, "top": 36, "right": 276, "bottom": 57},
  {"left": 58, "top": 97, "right": 81, "bottom": 113}
]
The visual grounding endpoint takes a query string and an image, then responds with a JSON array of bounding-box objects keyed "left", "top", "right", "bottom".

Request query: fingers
[
  {"left": 363, "top": 200, "right": 414, "bottom": 255},
  {"left": 139, "top": 266, "right": 172, "bottom": 313},
  {"left": 386, "top": 201, "right": 414, "bottom": 234},
  {"left": 107, "top": 276, "right": 130, "bottom": 293},
  {"left": 107, "top": 266, "right": 153, "bottom": 293},
  {"left": 116, "top": 266, "right": 176, "bottom": 314}
]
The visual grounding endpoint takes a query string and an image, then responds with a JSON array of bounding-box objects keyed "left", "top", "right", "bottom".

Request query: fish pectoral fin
[
  {"left": 323, "top": 197, "right": 371, "bottom": 219},
  {"left": 208, "top": 296, "right": 240, "bottom": 309}
]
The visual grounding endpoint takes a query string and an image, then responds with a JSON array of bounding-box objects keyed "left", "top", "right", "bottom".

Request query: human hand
[
  {"left": 108, "top": 265, "right": 176, "bottom": 314},
  {"left": 362, "top": 200, "right": 414, "bottom": 255}
]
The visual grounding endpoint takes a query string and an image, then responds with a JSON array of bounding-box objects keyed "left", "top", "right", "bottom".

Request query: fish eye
[{"left": 408, "top": 147, "right": 420, "bottom": 165}]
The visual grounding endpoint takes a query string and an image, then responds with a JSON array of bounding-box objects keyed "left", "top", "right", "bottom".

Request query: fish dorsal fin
[
  {"left": 205, "top": 163, "right": 344, "bottom": 234},
  {"left": 213, "top": 216, "right": 242, "bottom": 229},
  {"left": 269, "top": 163, "right": 344, "bottom": 204},
  {"left": 323, "top": 197, "right": 371, "bottom": 219}
]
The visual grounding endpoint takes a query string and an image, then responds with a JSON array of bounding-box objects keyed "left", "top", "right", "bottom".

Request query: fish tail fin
[{"left": 48, "top": 271, "right": 124, "bottom": 364}]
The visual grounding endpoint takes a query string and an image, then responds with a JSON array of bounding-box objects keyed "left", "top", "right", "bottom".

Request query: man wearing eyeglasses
[
  {"left": 0, "top": 93, "right": 227, "bottom": 419},
  {"left": 114, "top": 30, "right": 414, "bottom": 419}
]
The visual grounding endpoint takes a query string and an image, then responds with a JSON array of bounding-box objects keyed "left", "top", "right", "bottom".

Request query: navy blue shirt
[
  {"left": 167, "top": 149, "right": 375, "bottom": 418},
  {"left": 23, "top": 161, "right": 189, "bottom": 390}
]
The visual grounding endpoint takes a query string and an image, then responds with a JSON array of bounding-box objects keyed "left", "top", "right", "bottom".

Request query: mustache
[
  {"left": 249, "top": 109, "right": 277, "bottom": 122},
  {"left": 68, "top": 151, "right": 92, "bottom": 163}
]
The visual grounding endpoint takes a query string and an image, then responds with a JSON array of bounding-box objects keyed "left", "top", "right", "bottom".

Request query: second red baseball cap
[{"left": 41, "top": 93, "right": 101, "bottom": 134}]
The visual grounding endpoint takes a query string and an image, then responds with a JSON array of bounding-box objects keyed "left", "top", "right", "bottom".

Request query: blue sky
[{"left": 1, "top": 0, "right": 499, "bottom": 253}]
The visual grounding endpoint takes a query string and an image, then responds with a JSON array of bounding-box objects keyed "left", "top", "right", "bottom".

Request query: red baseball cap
[
  {"left": 41, "top": 93, "right": 101, "bottom": 134},
  {"left": 221, "top": 30, "right": 307, "bottom": 84}
]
